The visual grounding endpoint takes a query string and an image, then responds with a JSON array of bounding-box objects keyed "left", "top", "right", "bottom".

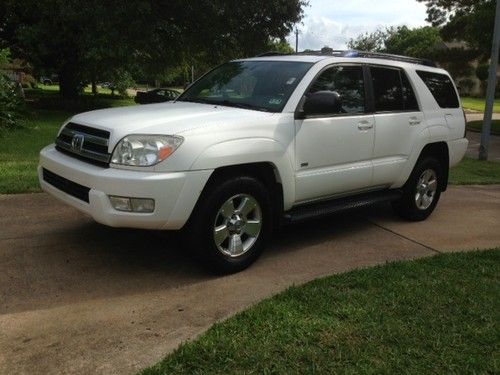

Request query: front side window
[
  {"left": 307, "top": 65, "right": 365, "bottom": 114},
  {"left": 416, "top": 70, "right": 459, "bottom": 108},
  {"left": 178, "top": 61, "right": 313, "bottom": 112}
]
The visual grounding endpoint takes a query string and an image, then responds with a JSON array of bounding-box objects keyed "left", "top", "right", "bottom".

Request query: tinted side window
[
  {"left": 401, "top": 71, "right": 419, "bottom": 111},
  {"left": 308, "top": 65, "right": 365, "bottom": 114},
  {"left": 416, "top": 70, "right": 459, "bottom": 108},
  {"left": 371, "top": 67, "right": 404, "bottom": 112}
]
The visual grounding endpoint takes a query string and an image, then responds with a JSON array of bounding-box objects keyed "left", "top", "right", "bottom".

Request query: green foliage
[
  {"left": 348, "top": 26, "right": 442, "bottom": 58},
  {"left": 267, "top": 38, "right": 295, "bottom": 54},
  {"left": 417, "top": 0, "right": 496, "bottom": 58},
  {"left": 112, "top": 70, "right": 135, "bottom": 98},
  {"left": 347, "top": 28, "right": 386, "bottom": 51},
  {"left": 0, "top": 48, "right": 25, "bottom": 130},
  {"left": 1, "top": 0, "right": 308, "bottom": 99},
  {"left": 384, "top": 26, "right": 441, "bottom": 58},
  {"left": 434, "top": 47, "right": 479, "bottom": 81},
  {"left": 141, "top": 249, "right": 499, "bottom": 374}
]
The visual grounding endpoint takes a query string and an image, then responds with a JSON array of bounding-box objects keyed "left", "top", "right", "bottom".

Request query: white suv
[{"left": 39, "top": 51, "right": 468, "bottom": 273}]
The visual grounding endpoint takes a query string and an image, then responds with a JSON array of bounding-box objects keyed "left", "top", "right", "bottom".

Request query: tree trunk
[
  {"left": 58, "top": 65, "right": 80, "bottom": 100},
  {"left": 91, "top": 80, "right": 97, "bottom": 95}
]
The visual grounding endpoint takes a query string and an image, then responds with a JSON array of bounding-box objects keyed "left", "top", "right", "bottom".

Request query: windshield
[{"left": 177, "top": 61, "right": 313, "bottom": 113}]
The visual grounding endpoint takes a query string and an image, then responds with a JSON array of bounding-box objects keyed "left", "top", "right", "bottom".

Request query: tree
[
  {"left": 0, "top": 48, "right": 25, "bottom": 130},
  {"left": 267, "top": 38, "right": 295, "bottom": 54},
  {"left": 384, "top": 26, "right": 441, "bottom": 58},
  {"left": 347, "top": 26, "right": 442, "bottom": 58},
  {"left": 1, "top": 0, "right": 308, "bottom": 99},
  {"left": 417, "top": 0, "right": 496, "bottom": 59},
  {"left": 347, "top": 29, "right": 387, "bottom": 52}
]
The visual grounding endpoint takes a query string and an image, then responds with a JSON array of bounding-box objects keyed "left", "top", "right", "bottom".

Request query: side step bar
[{"left": 283, "top": 189, "right": 403, "bottom": 224}]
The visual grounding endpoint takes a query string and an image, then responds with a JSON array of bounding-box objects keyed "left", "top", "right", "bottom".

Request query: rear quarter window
[{"left": 416, "top": 70, "right": 460, "bottom": 108}]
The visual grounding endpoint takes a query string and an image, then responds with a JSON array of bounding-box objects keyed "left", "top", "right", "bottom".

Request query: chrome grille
[{"left": 55, "top": 123, "right": 111, "bottom": 166}]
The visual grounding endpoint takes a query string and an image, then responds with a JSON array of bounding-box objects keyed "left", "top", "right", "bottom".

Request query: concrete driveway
[{"left": 1, "top": 186, "right": 500, "bottom": 374}]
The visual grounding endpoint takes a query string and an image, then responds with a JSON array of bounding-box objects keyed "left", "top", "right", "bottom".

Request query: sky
[{"left": 286, "top": 0, "right": 430, "bottom": 51}]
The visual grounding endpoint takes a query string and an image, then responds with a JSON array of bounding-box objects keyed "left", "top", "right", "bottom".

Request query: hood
[{"left": 69, "top": 101, "right": 274, "bottom": 146}]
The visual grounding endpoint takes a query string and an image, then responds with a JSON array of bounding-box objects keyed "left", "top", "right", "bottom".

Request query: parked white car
[{"left": 39, "top": 51, "right": 468, "bottom": 273}]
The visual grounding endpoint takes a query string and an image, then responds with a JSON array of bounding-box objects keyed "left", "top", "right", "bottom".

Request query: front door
[{"left": 294, "top": 64, "right": 375, "bottom": 203}]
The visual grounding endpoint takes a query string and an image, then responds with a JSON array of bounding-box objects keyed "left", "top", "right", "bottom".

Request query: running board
[{"left": 283, "top": 189, "right": 402, "bottom": 224}]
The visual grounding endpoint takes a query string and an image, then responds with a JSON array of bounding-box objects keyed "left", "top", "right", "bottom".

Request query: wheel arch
[
  {"left": 417, "top": 142, "right": 449, "bottom": 191},
  {"left": 189, "top": 162, "right": 285, "bottom": 229}
]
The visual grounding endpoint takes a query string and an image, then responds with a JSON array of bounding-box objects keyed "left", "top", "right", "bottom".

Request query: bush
[
  {"left": 0, "top": 49, "right": 25, "bottom": 130},
  {"left": 112, "top": 70, "right": 135, "bottom": 98},
  {"left": 457, "top": 78, "right": 475, "bottom": 96}
]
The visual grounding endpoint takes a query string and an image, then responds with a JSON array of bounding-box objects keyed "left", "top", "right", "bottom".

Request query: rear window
[{"left": 416, "top": 70, "right": 459, "bottom": 108}]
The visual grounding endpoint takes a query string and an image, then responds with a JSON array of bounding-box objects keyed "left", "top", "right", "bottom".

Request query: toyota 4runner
[{"left": 39, "top": 50, "right": 468, "bottom": 273}]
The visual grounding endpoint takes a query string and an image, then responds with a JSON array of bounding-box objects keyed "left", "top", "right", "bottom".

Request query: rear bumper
[
  {"left": 448, "top": 138, "right": 469, "bottom": 167},
  {"left": 39, "top": 145, "right": 212, "bottom": 230}
]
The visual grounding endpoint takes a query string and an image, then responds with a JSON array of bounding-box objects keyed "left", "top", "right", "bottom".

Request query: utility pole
[
  {"left": 479, "top": 0, "right": 500, "bottom": 160},
  {"left": 295, "top": 28, "right": 299, "bottom": 52}
]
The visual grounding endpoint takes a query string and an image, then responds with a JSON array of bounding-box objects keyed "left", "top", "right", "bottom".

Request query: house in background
[
  {"left": 0, "top": 58, "right": 35, "bottom": 93},
  {"left": 435, "top": 40, "right": 500, "bottom": 97}
]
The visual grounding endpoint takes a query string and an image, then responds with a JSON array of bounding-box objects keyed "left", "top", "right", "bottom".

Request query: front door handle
[{"left": 358, "top": 120, "right": 373, "bottom": 130}]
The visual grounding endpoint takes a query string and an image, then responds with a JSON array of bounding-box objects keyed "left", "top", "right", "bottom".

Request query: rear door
[{"left": 369, "top": 65, "right": 425, "bottom": 186}]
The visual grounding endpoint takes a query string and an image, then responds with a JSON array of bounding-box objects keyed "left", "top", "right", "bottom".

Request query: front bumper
[{"left": 38, "top": 145, "right": 212, "bottom": 230}]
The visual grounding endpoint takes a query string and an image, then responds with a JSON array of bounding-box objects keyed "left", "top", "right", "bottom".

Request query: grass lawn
[
  {"left": 461, "top": 96, "right": 500, "bottom": 113},
  {"left": 0, "top": 89, "right": 135, "bottom": 193},
  {"left": 0, "top": 110, "right": 73, "bottom": 193},
  {"left": 467, "top": 119, "right": 500, "bottom": 135},
  {"left": 141, "top": 249, "right": 499, "bottom": 375},
  {"left": 449, "top": 157, "right": 500, "bottom": 185}
]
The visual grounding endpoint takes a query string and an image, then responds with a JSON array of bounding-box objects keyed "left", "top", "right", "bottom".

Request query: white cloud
[{"left": 286, "top": 0, "right": 429, "bottom": 51}]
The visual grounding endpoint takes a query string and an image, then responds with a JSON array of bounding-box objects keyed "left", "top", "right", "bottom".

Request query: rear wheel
[
  {"left": 392, "top": 156, "right": 443, "bottom": 221},
  {"left": 184, "top": 176, "right": 272, "bottom": 274}
]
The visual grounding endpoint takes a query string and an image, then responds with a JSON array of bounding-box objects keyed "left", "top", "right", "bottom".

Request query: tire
[
  {"left": 392, "top": 156, "right": 443, "bottom": 221},
  {"left": 183, "top": 175, "right": 273, "bottom": 274}
]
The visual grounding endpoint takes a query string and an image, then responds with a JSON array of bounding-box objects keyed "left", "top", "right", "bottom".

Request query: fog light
[
  {"left": 109, "top": 196, "right": 155, "bottom": 213},
  {"left": 130, "top": 198, "right": 155, "bottom": 212},
  {"left": 109, "top": 196, "right": 132, "bottom": 211}
]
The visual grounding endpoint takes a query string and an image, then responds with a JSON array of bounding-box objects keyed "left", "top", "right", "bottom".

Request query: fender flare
[{"left": 190, "top": 138, "right": 296, "bottom": 210}]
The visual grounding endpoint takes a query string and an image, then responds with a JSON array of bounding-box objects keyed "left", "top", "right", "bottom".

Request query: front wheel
[
  {"left": 392, "top": 156, "right": 443, "bottom": 221},
  {"left": 184, "top": 176, "right": 272, "bottom": 274}
]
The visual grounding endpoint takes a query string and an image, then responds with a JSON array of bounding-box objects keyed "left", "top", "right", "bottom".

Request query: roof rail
[
  {"left": 254, "top": 49, "right": 437, "bottom": 67},
  {"left": 343, "top": 50, "right": 437, "bottom": 67},
  {"left": 255, "top": 51, "right": 290, "bottom": 57}
]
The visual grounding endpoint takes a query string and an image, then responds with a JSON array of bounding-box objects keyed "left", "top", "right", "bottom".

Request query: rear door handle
[
  {"left": 358, "top": 120, "right": 373, "bottom": 130},
  {"left": 409, "top": 117, "right": 421, "bottom": 126}
]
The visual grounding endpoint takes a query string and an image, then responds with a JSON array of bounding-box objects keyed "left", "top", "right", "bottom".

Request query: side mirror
[{"left": 296, "top": 91, "right": 341, "bottom": 119}]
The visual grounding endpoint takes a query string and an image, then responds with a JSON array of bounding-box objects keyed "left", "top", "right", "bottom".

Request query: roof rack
[
  {"left": 255, "top": 51, "right": 289, "bottom": 57},
  {"left": 255, "top": 49, "right": 437, "bottom": 67}
]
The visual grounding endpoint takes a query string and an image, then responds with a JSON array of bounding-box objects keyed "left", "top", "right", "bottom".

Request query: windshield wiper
[
  {"left": 209, "top": 100, "right": 273, "bottom": 113},
  {"left": 178, "top": 97, "right": 273, "bottom": 112},
  {"left": 177, "top": 97, "right": 211, "bottom": 105}
]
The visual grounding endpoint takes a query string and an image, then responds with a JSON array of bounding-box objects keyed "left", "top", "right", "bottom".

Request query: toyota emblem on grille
[{"left": 71, "top": 134, "right": 85, "bottom": 151}]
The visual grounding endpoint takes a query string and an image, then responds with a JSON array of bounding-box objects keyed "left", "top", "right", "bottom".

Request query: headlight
[{"left": 111, "top": 134, "right": 183, "bottom": 166}]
